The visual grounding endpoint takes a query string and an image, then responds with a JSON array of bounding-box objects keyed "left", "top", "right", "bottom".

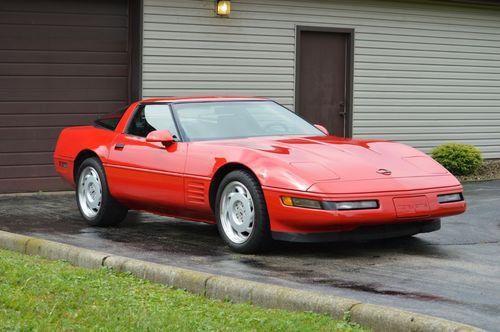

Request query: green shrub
[{"left": 431, "top": 143, "right": 483, "bottom": 176}]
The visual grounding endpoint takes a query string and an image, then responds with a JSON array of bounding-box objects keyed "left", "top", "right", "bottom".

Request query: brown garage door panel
[
  {"left": 0, "top": 12, "right": 127, "bottom": 28},
  {"left": 0, "top": 101, "right": 126, "bottom": 115},
  {"left": 0, "top": 177, "right": 71, "bottom": 193},
  {"left": 0, "top": 0, "right": 131, "bottom": 193},
  {"left": 0, "top": 64, "right": 128, "bottom": 77},
  {"left": 0, "top": 165, "right": 57, "bottom": 179},
  {"left": 0, "top": 89, "right": 128, "bottom": 101},
  {"left": 0, "top": 128, "right": 63, "bottom": 140},
  {"left": 0, "top": 77, "right": 128, "bottom": 90},
  {"left": 0, "top": 152, "right": 54, "bottom": 166},
  {"left": 1, "top": 26, "right": 127, "bottom": 52},
  {"left": 0, "top": 50, "right": 128, "bottom": 64},
  {"left": 0, "top": 140, "right": 56, "bottom": 153},
  {"left": 1, "top": 114, "right": 99, "bottom": 127},
  {"left": 0, "top": 0, "right": 127, "bottom": 15}
]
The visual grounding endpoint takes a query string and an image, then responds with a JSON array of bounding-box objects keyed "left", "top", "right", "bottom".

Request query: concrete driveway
[{"left": 0, "top": 180, "right": 498, "bottom": 330}]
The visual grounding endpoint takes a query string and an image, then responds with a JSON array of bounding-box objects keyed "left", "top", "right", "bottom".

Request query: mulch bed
[{"left": 457, "top": 159, "right": 500, "bottom": 182}]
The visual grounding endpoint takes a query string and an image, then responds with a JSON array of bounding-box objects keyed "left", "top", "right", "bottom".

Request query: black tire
[
  {"left": 215, "top": 170, "right": 272, "bottom": 253},
  {"left": 76, "top": 157, "right": 128, "bottom": 226}
]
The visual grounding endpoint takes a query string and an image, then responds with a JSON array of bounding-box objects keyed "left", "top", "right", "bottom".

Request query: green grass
[{"left": 0, "top": 249, "right": 364, "bottom": 332}]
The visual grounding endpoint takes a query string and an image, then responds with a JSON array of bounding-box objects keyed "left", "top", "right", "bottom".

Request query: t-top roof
[{"left": 141, "top": 96, "right": 268, "bottom": 104}]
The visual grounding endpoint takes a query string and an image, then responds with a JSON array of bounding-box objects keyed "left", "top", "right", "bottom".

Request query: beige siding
[{"left": 143, "top": 0, "right": 500, "bottom": 158}]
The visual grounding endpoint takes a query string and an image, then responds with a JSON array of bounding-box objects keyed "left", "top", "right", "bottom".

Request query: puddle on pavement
[
  {"left": 237, "top": 258, "right": 459, "bottom": 305},
  {"left": 313, "top": 279, "right": 460, "bottom": 304}
]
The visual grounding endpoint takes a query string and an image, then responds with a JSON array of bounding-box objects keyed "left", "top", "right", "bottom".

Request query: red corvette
[{"left": 54, "top": 97, "right": 466, "bottom": 253}]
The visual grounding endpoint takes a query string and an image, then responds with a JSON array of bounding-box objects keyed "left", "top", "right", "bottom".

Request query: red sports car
[{"left": 54, "top": 97, "right": 466, "bottom": 253}]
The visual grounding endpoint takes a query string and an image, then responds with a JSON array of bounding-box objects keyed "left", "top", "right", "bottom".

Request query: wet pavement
[{"left": 0, "top": 181, "right": 499, "bottom": 330}]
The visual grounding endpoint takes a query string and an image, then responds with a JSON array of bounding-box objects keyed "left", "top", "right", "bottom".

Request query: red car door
[{"left": 105, "top": 104, "right": 187, "bottom": 215}]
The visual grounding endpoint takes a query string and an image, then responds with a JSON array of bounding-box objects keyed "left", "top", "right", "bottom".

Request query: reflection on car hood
[{"left": 210, "top": 135, "right": 449, "bottom": 182}]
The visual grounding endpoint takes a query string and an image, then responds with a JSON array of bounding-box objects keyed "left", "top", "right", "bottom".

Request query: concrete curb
[{"left": 0, "top": 230, "right": 481, "bottom": 332}]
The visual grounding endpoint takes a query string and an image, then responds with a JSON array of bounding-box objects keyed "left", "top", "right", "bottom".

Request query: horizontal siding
[{"left": 143, "top": 0, "right": 500, "bottom": 158}]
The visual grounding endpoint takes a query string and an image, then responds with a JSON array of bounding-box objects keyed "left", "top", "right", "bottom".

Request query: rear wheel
[
  {"left": 215, "top": 170, "right": 272, "bottom": 253},
  {"left": 76, "top": 157, "right": 127, "bottom": 226}
]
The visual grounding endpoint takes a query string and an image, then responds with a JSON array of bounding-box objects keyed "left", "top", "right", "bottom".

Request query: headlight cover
[
  {"left": 281, "top": 196, "right": 379, "bottom": 211},
  {"left": 323, "top": 200, "right": 379, "bottom": 211}
]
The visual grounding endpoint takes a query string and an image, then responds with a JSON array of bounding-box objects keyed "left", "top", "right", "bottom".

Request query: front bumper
[
  {"left": 272, "top": 219, "right": 441, "bottom": 243},
  {"left": 263, "top": 184, "right": 466, "bottom": 234}
]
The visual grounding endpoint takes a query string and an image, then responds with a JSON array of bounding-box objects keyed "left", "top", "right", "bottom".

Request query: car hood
[{"left": 211, "top": 135, "right": 450, "bottom": 183}]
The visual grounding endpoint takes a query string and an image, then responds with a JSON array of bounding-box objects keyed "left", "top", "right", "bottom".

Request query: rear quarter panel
[{"left": 53, "top": 126, "right": 117, "bottom": 186}]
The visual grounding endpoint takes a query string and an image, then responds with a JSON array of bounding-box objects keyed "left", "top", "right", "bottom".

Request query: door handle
[
  {"left": 115, "top": 143, "right": 125, "bottom": 150},
  {"left": 338, "top": 101, "right": 346, "bottom": 116}
]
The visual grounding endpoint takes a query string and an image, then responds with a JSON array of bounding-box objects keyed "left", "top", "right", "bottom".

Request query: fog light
[
  {"left": 325, "top": 200, "right": 379, "bottom": 210},
  {"left": 281, "top": 196, "right": 322, "bottom": 209},
  {"left": 438, "top": 193, "right": 463, "bottom": 204}
]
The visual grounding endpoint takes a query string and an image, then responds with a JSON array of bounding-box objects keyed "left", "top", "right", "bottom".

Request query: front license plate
[{"left": 393, "top": 196, "right": 430, "bottom": 217}]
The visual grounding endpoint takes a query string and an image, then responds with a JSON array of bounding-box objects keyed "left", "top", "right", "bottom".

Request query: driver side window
[{"left": 127, "top": 104, "right": 179, "bottom": 139}]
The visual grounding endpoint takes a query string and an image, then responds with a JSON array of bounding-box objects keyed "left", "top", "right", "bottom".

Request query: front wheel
[
  {"left": 76, "top": 157, "right": 128, "bottom": 226},
  {"left": 215, "top": 170, "right": 272, "bottom": 253}
]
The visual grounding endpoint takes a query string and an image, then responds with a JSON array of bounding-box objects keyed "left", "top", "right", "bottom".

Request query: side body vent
[{"left": 186, "top": 181, "right": 205, "bottom": 205}]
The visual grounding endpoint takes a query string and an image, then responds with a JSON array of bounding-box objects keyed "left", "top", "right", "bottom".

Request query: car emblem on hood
[{"left": 377, "top": 168, "right": 392, "bottom": 176}]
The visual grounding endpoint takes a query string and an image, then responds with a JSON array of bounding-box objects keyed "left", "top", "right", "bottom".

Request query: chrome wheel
[
  {"left": 78, "top": 166, "right": 102, "bottom": 219},
  {"left": 219, "top": 181, "right": 255, "bottom": 244}
]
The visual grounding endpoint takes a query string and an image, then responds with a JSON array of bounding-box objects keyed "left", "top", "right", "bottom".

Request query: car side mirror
[
  {"left": 146, "top": 130, "right": 175, "bottom": 147},
  {"left": 314, "top": 124, "right": 329, "bottom": 135}
]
